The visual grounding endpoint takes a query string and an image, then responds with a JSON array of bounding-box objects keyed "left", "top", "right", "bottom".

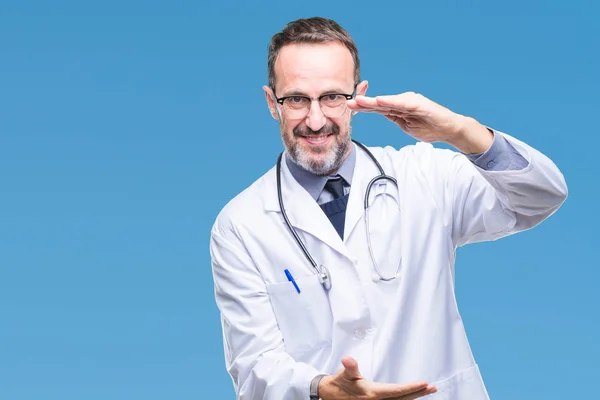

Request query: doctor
[{"left": 210, "top": 17, "right": 567, "bottom": 400}]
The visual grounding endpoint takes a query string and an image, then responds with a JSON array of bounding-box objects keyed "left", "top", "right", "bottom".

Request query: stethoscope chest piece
[{"left": 319, "top": 265, "right": 332, "bottom": 290}]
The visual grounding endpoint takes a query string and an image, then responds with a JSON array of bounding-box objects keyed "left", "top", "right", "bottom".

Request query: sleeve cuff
[{"left": 464, "top": 129, "right": 530, "bottom": 171}]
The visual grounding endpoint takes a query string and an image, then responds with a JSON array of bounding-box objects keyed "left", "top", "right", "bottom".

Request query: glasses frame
[{"left": 271, "top": 86, "right": 357, "bottom": 119}]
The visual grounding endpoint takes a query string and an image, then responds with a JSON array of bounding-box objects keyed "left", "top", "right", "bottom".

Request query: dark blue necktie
[
  {"left": 321, "top": 175, "right": 349, "bottom": 238},
  {"left": 324, "top": 175, "right": 345, "bottom": 199}
]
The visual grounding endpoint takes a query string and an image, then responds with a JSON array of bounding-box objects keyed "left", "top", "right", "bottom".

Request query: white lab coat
[{"left": 210, "top": 131, "right": 567, "bottom": 400}]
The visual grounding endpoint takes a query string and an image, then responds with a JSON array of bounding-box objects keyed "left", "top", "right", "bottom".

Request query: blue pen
[{"left": 284, "top": 269, "right": 301, "bottom": 293}]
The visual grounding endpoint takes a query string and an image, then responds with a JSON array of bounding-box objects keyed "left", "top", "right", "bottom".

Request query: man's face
[{"left": 264, "top": 42, "right": 366, "bottom": 175}]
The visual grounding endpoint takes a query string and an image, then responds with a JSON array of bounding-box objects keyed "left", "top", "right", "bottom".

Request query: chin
[
  {"left": 304, "top": 143, "right": 333, "bottom": 155},
  {"left": 283, "top": 129, "right": 351, "bottom": 175},
  {"left": 298, "top": 151, "right": 339, "bottom": 175}
]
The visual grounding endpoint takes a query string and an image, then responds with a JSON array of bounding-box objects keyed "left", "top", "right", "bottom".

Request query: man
[{"left": 209, "top": 17, "right": 567, "bottom": 400}]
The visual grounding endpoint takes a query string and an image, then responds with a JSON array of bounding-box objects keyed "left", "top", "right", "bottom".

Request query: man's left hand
[{"left": 347, "top": 92, "right": 493, "bottom": 154}]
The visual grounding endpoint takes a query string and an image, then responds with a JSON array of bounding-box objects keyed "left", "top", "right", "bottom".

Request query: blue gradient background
[{"left": 1, "top": 1, "right": 598, "bottom": 399}]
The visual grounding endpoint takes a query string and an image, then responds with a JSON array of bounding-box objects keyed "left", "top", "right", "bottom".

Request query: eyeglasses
[{"left": 272, "top": 88, "right": 355, "bottom": 119}]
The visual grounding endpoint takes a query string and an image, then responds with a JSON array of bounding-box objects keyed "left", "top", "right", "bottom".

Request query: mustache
[{"left": 293, "top": 124, "right": 340, "bottom": 137}]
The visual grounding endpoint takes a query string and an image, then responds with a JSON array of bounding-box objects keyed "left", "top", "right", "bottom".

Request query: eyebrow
[{"left": 282, "top": 87, "right": 351, "bottom": 97}]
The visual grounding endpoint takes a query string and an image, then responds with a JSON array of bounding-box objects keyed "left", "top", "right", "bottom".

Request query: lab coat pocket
[
  {"left": 427, "top": 365, "right": 489, "bottom": 399},
  {"left": 266, "top": 274, "right": 332, "bottom": 355}
]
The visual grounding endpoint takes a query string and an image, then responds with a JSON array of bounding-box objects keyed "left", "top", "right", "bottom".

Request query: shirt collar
[{"left": 285, "top": 142, "right": 356, "bottom": 201}]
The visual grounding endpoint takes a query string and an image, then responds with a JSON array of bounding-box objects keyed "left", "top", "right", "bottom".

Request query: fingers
[
  {"left": 347, "top": 103, "right": 409, "bottom": 118},
  {"left": 335, "top": 356, "right": 436, "bottom": 400},
  {"left": 347, "top": 93, "right": 423, "bottom": 115},
  {"left": 340, "top": 356, "right": 362, "bottom": 381},
  {"left": 375, "top": 94, "right": 421, "bottom": 112},
  {"left": 347, "top": 96, "right": 388, "bottom": 114},
  {"left": 371, "top": 381, "right": 429, "bottom": 398},
  {"left": 384, "top": 114, "right": 409, "bottom": 129},
  {"left": 347, "top": 95, "right": 379, "bottom": 109},
  {"left": 389, "top": 385, "right": 437, "bottom": 400}
]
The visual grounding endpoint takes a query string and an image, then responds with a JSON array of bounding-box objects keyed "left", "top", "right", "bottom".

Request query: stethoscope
[{"left": 276, "top": 139, "right": 401, "bottom": 290}]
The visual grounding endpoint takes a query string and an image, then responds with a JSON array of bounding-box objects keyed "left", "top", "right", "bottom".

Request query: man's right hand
[{"left": 318, "top": 356, "right": 437, "bottom": 400}]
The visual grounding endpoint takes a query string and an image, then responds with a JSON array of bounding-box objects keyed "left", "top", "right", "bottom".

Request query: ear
[
  {"left": 351, "top": 80, "right": 369, "bottom": 118},
  {"left": 263, "top": 85, "right": 280, "bottom": 121},
  {"left": 356, "top": 80, "right": 368, "bottom": 96}
]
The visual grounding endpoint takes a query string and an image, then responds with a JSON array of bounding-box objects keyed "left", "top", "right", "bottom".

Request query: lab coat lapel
[
  {"left": 345, "top": 146, "right": 373, "bottom": 239},
  {"left": 265, "top": 156, "right": 350, "bottom": 259}
]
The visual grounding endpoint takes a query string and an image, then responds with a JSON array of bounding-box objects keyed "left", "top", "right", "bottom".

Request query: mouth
[{"left": 300, "top": 134, "right": 333, "bottom": 145}]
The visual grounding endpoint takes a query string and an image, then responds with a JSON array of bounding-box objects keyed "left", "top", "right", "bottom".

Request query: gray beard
[{"left": 281, "top": 124, "right": 351, "bottom": 176}]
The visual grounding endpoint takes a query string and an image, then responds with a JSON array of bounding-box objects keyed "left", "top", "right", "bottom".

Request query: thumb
[{"left": 340, "top": 356, "right": 362, "bottom": 381}]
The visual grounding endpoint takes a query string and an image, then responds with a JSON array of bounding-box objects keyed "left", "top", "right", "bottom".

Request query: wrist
[
  {"left": 315, "top": 375, "right": 333, "bottom": 399},
  {"left": 447, "top": 115, "right": 494, "bottom": 154},
  {"left": 310, "top": 374, "right": 329, "bottom": 400}
]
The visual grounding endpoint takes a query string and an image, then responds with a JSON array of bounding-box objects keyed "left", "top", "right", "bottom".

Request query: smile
[{"left": 302, "top": 134, "right": 332, "bottom": 145}]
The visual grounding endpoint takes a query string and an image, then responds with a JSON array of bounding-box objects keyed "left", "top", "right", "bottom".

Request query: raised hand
[
  {"left": 318, "top": 356, "right": 437, "bottom": 400},
  {"left": 347, "top": 92, "right": 493, "bottom": 154}
]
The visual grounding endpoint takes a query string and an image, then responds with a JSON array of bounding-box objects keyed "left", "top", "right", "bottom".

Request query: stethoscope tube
[
  {"left": 276, "top": 152, "right": 319, "bottom": 271},
  {"left": 277, "top": 139, "right": 400, "bottom": 289},
  {"left": 352, "top": 140, "right": 400, "bottom": 281},
  {"left": 277, "top": 153, "right": 333, "bottom": 290}
]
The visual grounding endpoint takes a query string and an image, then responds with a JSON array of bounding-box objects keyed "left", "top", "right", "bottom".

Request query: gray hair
[{"left": 267, "top": 17, "right": 360, "bottom": 94}]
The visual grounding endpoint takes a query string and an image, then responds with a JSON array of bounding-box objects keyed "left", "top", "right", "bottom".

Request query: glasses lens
[
  {"left": 283, "top": 107, "right": 308, "bottom": 119},
  {"left": 322, "top": 105, "right": 348, "bottom": 118},
  {"left": 281, "top": 95, "right": 349, "bottom": 119},
  {"left": 282, "top": 97, "right": 310, "bottom": 119},
  {"left": 321, "top": 95, "right": 348, "bottom": 118}
]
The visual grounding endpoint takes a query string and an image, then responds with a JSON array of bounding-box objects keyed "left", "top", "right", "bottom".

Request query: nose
[{"left": 304, "top": 100, "right": 327, "bottom": 132}]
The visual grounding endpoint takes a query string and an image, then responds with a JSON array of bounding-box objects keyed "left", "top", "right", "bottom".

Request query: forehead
[{"left": 274, "top": 42, "right": 355, "bottom": 95}]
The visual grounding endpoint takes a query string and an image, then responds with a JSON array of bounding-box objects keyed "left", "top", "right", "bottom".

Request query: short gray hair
[{"left": 267, "top": 17, "right": 360, "bottom": 94}]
